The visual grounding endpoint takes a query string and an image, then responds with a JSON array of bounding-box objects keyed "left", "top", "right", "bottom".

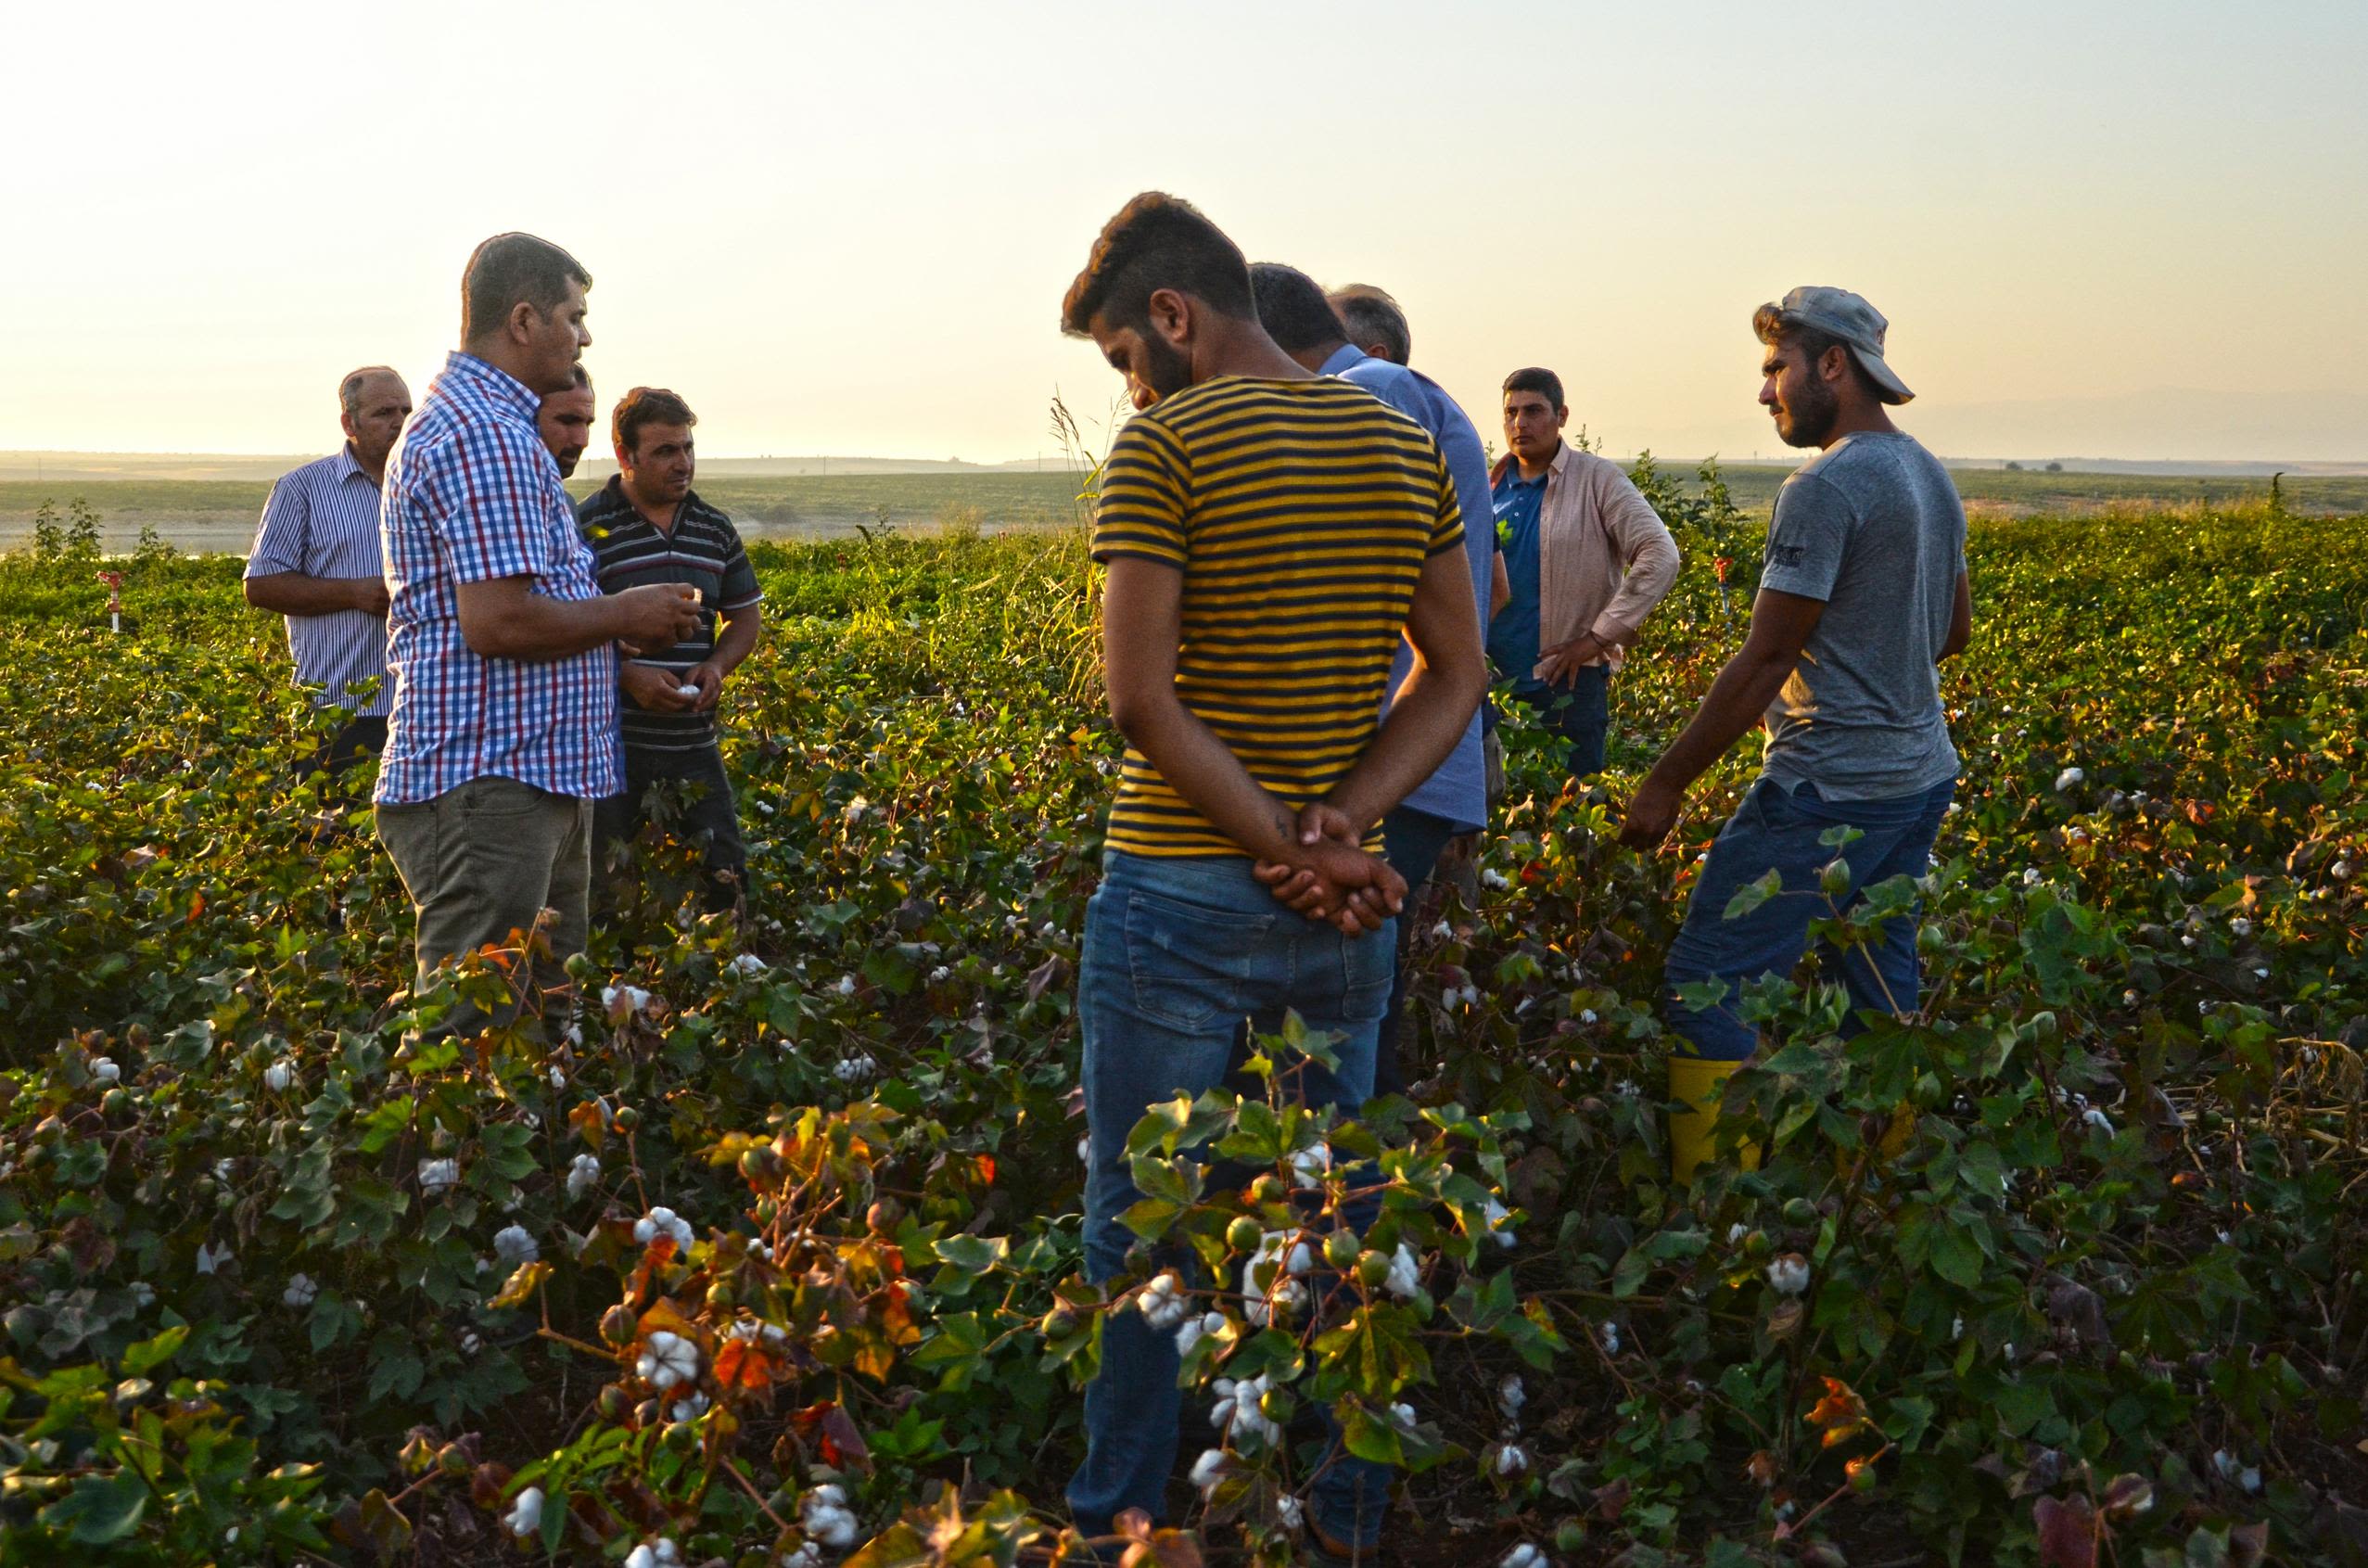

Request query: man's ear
[
  {"left": 1820, "top": 344, "right": 1853, "bottom": 385},
  {"left": 507, "top": 299, "right": 541, "bottom": 347},
  {"left": 1144, "top": 287, "right": 1191, "bottom": 348}
]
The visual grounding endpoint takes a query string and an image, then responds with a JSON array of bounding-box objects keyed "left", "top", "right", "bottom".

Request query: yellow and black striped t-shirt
[{"left": 1091, "top": 376, "right": 1465, "bottom": 857}]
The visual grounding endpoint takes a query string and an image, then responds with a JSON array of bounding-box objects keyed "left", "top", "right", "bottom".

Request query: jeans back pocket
[{"left": 1124, "top": 886, "right": 1275, "bottom": 1031}]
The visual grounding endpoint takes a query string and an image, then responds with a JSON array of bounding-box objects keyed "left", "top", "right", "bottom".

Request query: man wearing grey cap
[{"left": 1618, "top": 287, "right": 1973, "bottom": 1181}]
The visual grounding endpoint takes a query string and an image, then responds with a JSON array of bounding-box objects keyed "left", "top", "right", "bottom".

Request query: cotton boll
[
  {"left": 1765, "top": 1254, "right": 1812, "bottom": 1296},
  {"left": 1497, "top": 1374, "right": 1526, "bottom": 1419},
  {"left": 567, "top": 1153, "right": 601, "bottom": 1199},
  {"left": 1289, "top": 1142, "right": 1331, "bottom": 1190},
  {"left": 283, "top": 1272, "right": 318, "bottom": 1308},
  {"left": 418, "top": 1158, "right": 460, "bottom": 1195},
  {"left": 2055, "top": 767, "right": 2085, "bottom": 792},
  {"left": 1189, "top": 1448, "right": 1229, "bottom": 1491},
  {"left": 263, "top": 1060, "right": 294, "bottom": 1092},
  {"left": 1495, "top": 1443, "right": 1529, "bottom": 1475},
  {"left": 90, "top": 1057, "right": 121, "bottom": 1084},
  {"left": 1501, "top": 1546, "right": 1546, "bottom": 1568},
  {"left": 503, "top": 1486, "right": 543, "bottom": 1538},
  {"left": 2082, "top": 1108, "right": 2116, "bottom": 1136},
  {"left": 1383, "top": 1243, "right": 1421, "bottom": 1299},
  {"left": 492, "top": 1225, "right": 538, "bottom": 1266}
]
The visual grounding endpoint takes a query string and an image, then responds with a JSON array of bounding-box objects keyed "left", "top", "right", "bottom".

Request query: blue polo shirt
[
  {"left": 1487, "top": 469, "right": 1549, "bottom": 685},
  {"left": 1318, "top": 345, "right": 1496, "bottom": 834}
]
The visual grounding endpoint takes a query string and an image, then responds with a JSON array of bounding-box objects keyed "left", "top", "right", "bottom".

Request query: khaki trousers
[{"left": 375, "top": 775, "right": 591, "bottom": 1034}]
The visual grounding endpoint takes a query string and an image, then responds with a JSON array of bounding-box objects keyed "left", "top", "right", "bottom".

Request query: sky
[{"left": 3, "top": 0, "right": 2363, "bottom": 465}]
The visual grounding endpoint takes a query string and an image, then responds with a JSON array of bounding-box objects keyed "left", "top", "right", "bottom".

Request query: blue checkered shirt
[
  {"left": 244, "top": 446, "right": 392, "bottom": 715},
  {"left": 375, "top": 351, "right": 622, "bottom": 805}
]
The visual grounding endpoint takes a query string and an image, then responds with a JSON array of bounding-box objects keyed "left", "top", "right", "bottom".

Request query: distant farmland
[{"left": 2, "top": 464, "right": 2362, "bottom": 553}]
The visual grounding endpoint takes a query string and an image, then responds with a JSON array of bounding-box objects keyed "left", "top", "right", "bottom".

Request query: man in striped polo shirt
[
  {"left": 376, "top": 235, "right": 702, "bottom": 1036},
  {"left": 578, "top": 387, "right": 765, "bottom": 916},
  {"left": 244, "top": 364, "right": 411, "bottom": 784},
  {"left": 1059, "top": 192, "right": 1487, "bottom": 1561}
]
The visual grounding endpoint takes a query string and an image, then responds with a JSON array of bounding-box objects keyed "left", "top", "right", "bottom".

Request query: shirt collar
[
  {"left": 1318, "top": 343, "right": 1368, "bottom": 377},
  {"left": 443, "top": 350, "right": 545, "bottom": 424},
  {"left": 333, "top": 443, "right": 372, "bottom": 484},
  {"left": 1547, "top": 440, "right": 1574, "bottom": 478}
]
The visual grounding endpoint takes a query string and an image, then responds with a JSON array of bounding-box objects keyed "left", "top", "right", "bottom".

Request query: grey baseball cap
[{"left": 1757, "top": 286, "right": 1914, "bottom": 404}]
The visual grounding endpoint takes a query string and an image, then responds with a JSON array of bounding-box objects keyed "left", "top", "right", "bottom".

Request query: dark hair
[
  {"left": 612, "top": 387, "right": 695, "bottom": 455},
  {"left": 1752, "top": 305, "right": 1865, "bottom": 389},
  {"left": 338, "top": 364, "right": 401, "bottom": 418},
  {"left": 1330, "top": 285, "right": 1410, "bottom": 364},
  {"left": 570, "top": 363, "right": 592, "bottom": 392},
  {"left": 1248, "top": 262, "right": 1347, "bottom": 354},
  {"left": 1502, "top": 366, "right": 1565, "bottom": 411},
  {"left": 1061, "top": 192, "right": 1254, "bottom": 337},
  {"left": 462, "top": 233, "right": 592, "bottom": 343}
]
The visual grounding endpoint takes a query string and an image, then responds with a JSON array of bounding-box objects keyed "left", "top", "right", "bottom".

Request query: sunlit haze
[{"left": 5, "top": 0, "right": 2362, "bottom": 464}]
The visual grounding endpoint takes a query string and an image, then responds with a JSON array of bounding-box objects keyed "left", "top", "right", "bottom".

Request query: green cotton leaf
[
  {"left": 1672, "top": 977, "right": 1732, "bottom": 1013},
  {"left": 931, "top": 1234, "right": 1009, "bottom": 1279},
  {"left": 1883, "top": 1395, "right": 1937, "bottom": 1452},
  {"left": 45, "top": 1472, "right": 148, "bottom": 1544},
  {"left": 1929, "top": 1224, "right": 1983, "bottom": 1289},
  {"left": 120, "top": 1323, "right": 187, "bottom": 1377},
  {"left": 1118, "top": 1196, "right": 1184, "bottom": 1242},
  {"left": 1339, "top": 1402, "right": 1407, "bottom": 1466},
  {"left": 1610, "top": 1245, "right": 1652, "bottom": 1299},
  {"left": 1127, "top": 1153, "right": 1202, "bottom": 1208},
  {"left": 1724, "top": 867, "right": 1784, "bottom": 921},
  {"left": 1817, "top": 822, "right": 1865, "bottom": 850}
]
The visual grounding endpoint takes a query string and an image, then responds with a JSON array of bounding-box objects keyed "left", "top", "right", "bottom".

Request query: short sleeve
[
  {"left": 1091, "top": 416, "right": 1190, "bottom": 568},
  {"left": 424, "top": 425, "right": 560, "bottom": 586},
  {"left": 717, "top": 520, "right": 763, "bottom": 609},
  {"left": 1760, "top": 472, "right": 1852, "bottom": 601},
  {"left": 1425, "top": 449, "right": 1465, "bottom": 556},
  {"left": 245, "top": 472, "right": 311, "bottom": 578}
]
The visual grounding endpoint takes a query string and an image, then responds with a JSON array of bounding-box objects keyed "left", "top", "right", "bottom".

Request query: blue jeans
[
  {"left": 1509, "top": 667, "right": 1610, "bottom": 778},
  {"left": 1664, "top": 776, "right": 1954, "bottom": 1061},
  {"left": 1069, "top": 852, "right": 1394, "bottom": 1549},
  {"left": 1373, "top": 804, "right": 1460, "bottom": 1100}
]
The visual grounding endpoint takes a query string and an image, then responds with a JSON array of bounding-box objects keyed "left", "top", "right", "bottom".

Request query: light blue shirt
[
  {"left": 244, "top": 446, "right": 392, "bottom": 715},
  {"left": 1320, "top": 345, "right": 1496, "bottom": 834}
]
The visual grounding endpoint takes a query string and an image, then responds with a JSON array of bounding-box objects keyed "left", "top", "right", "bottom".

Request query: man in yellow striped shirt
[{"left": 1058, "top": 191, "right": 1487, "bottom": 1561}]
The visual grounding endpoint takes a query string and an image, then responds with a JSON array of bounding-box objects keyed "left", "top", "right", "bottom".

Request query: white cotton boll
[
  {"left": 1580, "top": 1008, "right": 1598, "bottom": 1025},
  {"left": 493, "top": 1225, "right": 538, "bottom": 1266},
  {"left": 418, "top": 1158, "right": 460, "bottom": 1195},
  {"left": 567, "top": 1154, "right": 601, "bottom": 1199},
  {"left": 214, "top": 1157, "right": 235, "bottom": 1182},
  {"left": 548, "top": 1065, "right": 567, "bottom": 1089},
  {"left": 1497, "top": 1374, "right": 1526, "bottom": 1419},
  {"left": 601, "top": 984, "right": 653, "bottom": 1012},
  {"left": 504, "top": 1486, "right": 543, "bottom": 1538},
  {"left": 669, "top": 1391, "right": 708, "bottom": 1422},
  {"left": 90, "top": 1057, "right": 121, "bottom": 1084},
  {"left": 635, "top": 1330, "right": 700, "bottom": 1390},
  {"left": 1765, "top": 1254, "right": 1811, "bottom": 1296},
  {"left": 2329, "top": 860, "right": 2353, "bottom": 882},
  {"left": 2228, "top": 917, "right": 2252, "bottom": 937},
  {"left": 1501, "top": 1546, "right": 1546, "bottom": 1568},
  {"left": 929, "top": 966, "right": 952, "bottom": 983},
  {"left": 1190, "top": 1448, "right": 1229, "bottom": 1491},
  {"left": 1483, "top": 1198, "right": 1517, "bottom": 1249},
  {"left": 1389, "top": 1401, "right": 1417, "bottom": 1429},
  {"left": 1600, "top": 1320, "right": 1623, "bottom": 1356},
  {"left": 834, "top": 975, "right": 858, "bottom": 997},
  {"left": 283, "top": 1273, "right": 318, "bottom": 1308},
  {"left": 624, "top": 1547, "right": 656, "bottom": 1568},
  {"left": 781, "top": 1547, "right": 822, "bottom": 1568},
  {"left": 1139, "top": 1270, "right": 1190, "bottom": 1331},
  {"left": 834, "top": 1054, "right": 878, "bottom": 1083},
  {"left": 195, "top": 1241, "right": 234, "bottom": 1275},
  {"left": 1289, "top": 1142, "right": 1331, "bottom": 1190},
  {"left": 1383, "top": 1243, "right": 1421, "bottom": 1299},
  {"left": 1495, "top": 1443, "right": 1529, "bottom": 1475},
  {"left": 1076, "top": 1137, "right": 1091, "bottom": 1167},
  {"left": 2082, "top": 1107, "right": 2115, "bottom": 1136},
  {"left": 459, "top": 1328, "right": 482, "bottom": 1355},
  {"left": 2055, "top": 767, "right": 2084, "bottom": 792},
  {"left": 130, "top": 1281, "right": 155, "bottom": 1307},
  {"left": 2022, "top": 868, "right": 2042, "bottom": 886},
  {"left": 263, "top": 1060, "right": 293, "bottom": 1092},
  {"left": 732, "top": 953, "right": 768, "bottom": 975},
  {"left": 1432, "top": 919, "right": 1453, "bottom": 939},
  {"left": 2253, "top": 966, "right": 2270, "bottom": 979},
  {"left": 1726, "top": 1223, "right": 1750, "bottom": 1245},
  {"left": 1481, "top": 868, "right": 1510, "bottom": 890},
  {"left": 2124, "top": 989, "right": 2140, "bottom": 1005},
  {"left": 1276, "top": 1495, "right": 1304, "bottom": 1530},
  {"left": 2240, "top": 1466, "right": 2261, "bottom": 1493},
  {"left": 842, "top": 796, "right": 870, "bottom": 823},
  {"left": 1174, "top": 1315, "right": 1211, "bottom": 1359}
]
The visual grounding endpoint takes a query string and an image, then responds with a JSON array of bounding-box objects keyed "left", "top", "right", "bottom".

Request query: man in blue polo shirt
[{"left": 1248, "top": 263, "right": 1496, "bottom": 1096}]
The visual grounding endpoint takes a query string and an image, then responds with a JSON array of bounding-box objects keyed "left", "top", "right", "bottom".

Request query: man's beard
[
  {"left": 1777, "top": 377, "right": 1840, "bottom": 449},
  {"left": 1139, "top": 333, "right": 1193, "bottom": 400}
]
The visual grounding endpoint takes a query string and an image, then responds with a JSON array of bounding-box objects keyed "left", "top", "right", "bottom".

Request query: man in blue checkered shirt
[{"left": 375, "top": 233, "right": 701, "bottom": 1034}]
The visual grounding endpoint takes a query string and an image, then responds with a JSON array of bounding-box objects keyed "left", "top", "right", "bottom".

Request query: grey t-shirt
[{"left": 1757, "top": 430, "right": 1966, "bottom": 800}]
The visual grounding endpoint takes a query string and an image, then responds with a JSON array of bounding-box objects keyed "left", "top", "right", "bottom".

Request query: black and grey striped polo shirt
[{"left": 577, "top": 478, "right": 763, "bottom": 753}]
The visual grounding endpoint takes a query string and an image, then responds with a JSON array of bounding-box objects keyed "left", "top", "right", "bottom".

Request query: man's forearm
[
  {"left": 708, "top": 608, "right": 762, "bottom": 674},
  {"left": 463, "top": 591, "right": 633, "bottom": 662},
  {"left": 1644, "top": 652, "right": 1794, "bottom": 795},
  {"left": 245, "top": 573, "right": 371, "bottom": 616},
  {"left": 1325, "top": 658, "right": 1486, "bottom": 833},
  {"left": 1116, "top": 695, "right": 1300, "bottom": 861}
]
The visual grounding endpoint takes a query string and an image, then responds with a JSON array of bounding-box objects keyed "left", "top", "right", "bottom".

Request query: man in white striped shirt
[{"left": 245, "top": 365, "right": 411, "bottom": 783}]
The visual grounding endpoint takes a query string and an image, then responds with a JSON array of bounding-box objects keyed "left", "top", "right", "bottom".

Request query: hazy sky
[{"left": 5, "top": 1, "right": 2362, "bottom": 463}]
